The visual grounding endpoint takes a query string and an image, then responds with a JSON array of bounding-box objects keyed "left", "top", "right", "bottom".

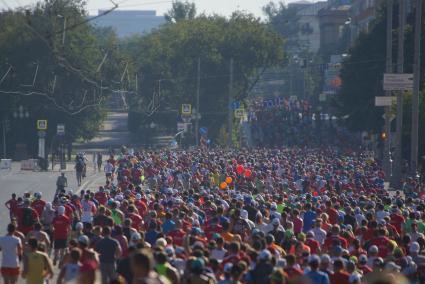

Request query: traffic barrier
[
  {"left": 0, "top": 159, "right": 12, "bottom": 170},
  {"left": 20, "top": 159, "right": 38, "bottom": 170}
]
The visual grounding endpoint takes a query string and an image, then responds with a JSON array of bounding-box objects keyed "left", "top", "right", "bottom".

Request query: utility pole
[
  {"left": 411, "top": 0, "right": 422, "bottom": 172},
  {"left": 195, "top": 57, "right": 201, "bottom": 147},
  {"left": 393, "top": 0, "right": 406, "bottom": 188},
  {"left": 227, "top": 58, "right": 234, "bottom": 148},
  {"left": 2, "top": 119, "right": 6, "bottom": 158},
  {"left": 384, "top": 0, "right": 393, "bottom": 180}
]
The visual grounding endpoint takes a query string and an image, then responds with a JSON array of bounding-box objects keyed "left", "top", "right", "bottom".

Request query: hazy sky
[{"left": 0, "top": 0, "right": 313, "bottom": 17}]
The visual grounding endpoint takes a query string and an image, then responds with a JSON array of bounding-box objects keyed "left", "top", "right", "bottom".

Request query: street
[{"left": 0, "top": 162, "right": 105, "bottom": 234}]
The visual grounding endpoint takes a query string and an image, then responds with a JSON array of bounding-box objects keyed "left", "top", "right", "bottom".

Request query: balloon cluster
[{"left": 236, "top": 164, "right": 252, "bottom": 177}]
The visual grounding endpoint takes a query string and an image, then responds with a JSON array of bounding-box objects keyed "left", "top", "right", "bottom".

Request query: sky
[{"left": 0, "top": 0, "right": 313, "bottom": 17}]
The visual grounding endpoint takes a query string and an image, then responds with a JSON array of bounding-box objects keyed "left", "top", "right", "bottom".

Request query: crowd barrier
[
  {"left": 0, "top": 159, "right": 12, "bottom": 170},
  {"left": 20, "top": 159, "right": 38, "bottom": 170}
]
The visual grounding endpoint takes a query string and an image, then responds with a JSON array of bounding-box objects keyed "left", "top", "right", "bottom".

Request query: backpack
[{"left": 22, "top": 208, "right": 34, "bottom": 227}]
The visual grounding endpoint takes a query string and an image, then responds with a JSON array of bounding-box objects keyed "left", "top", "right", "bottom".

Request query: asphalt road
[{"left": 0, "top": 162, "right": 105, "bottom": 234}]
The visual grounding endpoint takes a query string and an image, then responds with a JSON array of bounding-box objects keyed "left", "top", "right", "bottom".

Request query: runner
[
  {"left": 22, "top": 238, "right": 54, "bottom": 284},
  {"left": 0, "top": 224, "right": 22, "bottom": 284}
]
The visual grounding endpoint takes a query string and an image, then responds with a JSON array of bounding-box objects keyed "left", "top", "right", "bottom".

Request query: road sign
[
  {"left": 181, "top": 104, "right": 192, "bottom": 115},
  {"left": 231, "top": 101, "right": 240, "bottom": 110},
  {"left": 319, "top": 93, "right": 327, "bottom": 102},
  {"left": 234, "top": 108, "right": 245, "bottom": 118},
  {"left": 383, "top": 73, "right": 413, "bottom": 91},
  {"left": 36, "top": 120, "right": 47, "bottom": 130},
  {"left": 382, "top": 113, "right": 396, "bottom": 122},
  {"left": 57, "top": 124, "right": 65, "bottom": 135},
  {"left": 375, "top": 96, "right": 396, "bottom": 106},
  {"left": 181, "top": 116, "right": 191, "bottom": 123}
]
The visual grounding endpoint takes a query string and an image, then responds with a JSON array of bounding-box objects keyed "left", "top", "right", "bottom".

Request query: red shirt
[
  {"left": 168, "top": 229, "right": 186, "bottom": 247},
  {"left": 95, "top": 192, "right": 108, "bottom": 206},
  {"left": 128, "top": 213, "right": 143, "bottom": 230},
  {"left": 284, "top": 266, "right": 304, "bottom": 280},
  {"left": 17, "top": 207, "right": 39, "bottom": 234},
  {"left": 293, "top": 217, "right": 303, "bottom": 234},
  {"left": 305, "top": 238, "right": 320, "bottom": 254},
  {"left": 390, "top": 213, "right": 405, "bottom": 234},
  {"left": 134, "top": 200, "right": 147, "bottom": 216},
  {"left": 324, "top": 235, "right": 348, "bottom": 251},
  {"left": 5, "top": 199, "right": 18, "bottom": 216},
  {"left": 369, "top": 236, "right": 390, "bottom": 258},
  {"left": 328, "top": 208, "right": 339, "bottom": 224},
  {"left": 330, "top": 271, "right": 350, "bottom": 284},
  {"left": 52, "top": 215, "right": 71, "bottom": 240},
  {"left": 32, "top": 199, "right": 46, "bottom": 216}
]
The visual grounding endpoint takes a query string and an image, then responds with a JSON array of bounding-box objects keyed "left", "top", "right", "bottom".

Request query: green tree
[
  {"left": 126, "top": 12, "right": 284, "bottom": 140},
  {"left": 164, "top": 1, "right": 197, "bottom": 23},
  {"left": 0, "top": 0, "right": 122, "bottom": 157},
  {"left": 338, "top": 2, "right": 425, "bottom": 158}
]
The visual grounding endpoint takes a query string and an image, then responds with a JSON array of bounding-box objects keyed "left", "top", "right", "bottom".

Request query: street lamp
[{"left": 150, "top": 122, "right": 156, "bottom": 129}]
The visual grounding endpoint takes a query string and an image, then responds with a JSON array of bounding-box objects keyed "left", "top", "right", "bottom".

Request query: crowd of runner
[{"left": 0, "top": 147, "right": 424, "bottom": 284}]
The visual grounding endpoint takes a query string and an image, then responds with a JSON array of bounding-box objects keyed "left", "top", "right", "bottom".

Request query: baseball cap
[
  {"left": 240, "top": 210, "right": 249, "bottom": 220},
  {"left": 385, "top": 261, "right": 401, "bottom": 272},
  {"left": 259, "top": 249, "right": 272, "bottom": 261},
  {"left": 272, "top": 218, "right": 280, "bottom": 226},
  {"left": 368, "top": 245, "right": 378, "bottom": 253},
  {"left": 224, "top": 263, "right": 233, "bottom": 273},
  {"left": 410, "top": 242, "right": 420, "bottom": 254},
  {"left": 359, "top": 254, "right": 368, "bottom": 264},
  {"left": 308, "top": 254, "right": 320, "bottom": 264},
  {"left": 78, "top": 235, "right": 90, "bottom": 246}
]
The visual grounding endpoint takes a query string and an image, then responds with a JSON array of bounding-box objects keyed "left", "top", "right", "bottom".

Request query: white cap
[
  {"left": 410, "top": 242, "right": 420, "bottom": 254},
  {"left": 78, "top": 235, "right": 90, "bottom": 246},
  {"left": 156, "top": 238, "right": 167, "bottom": 248},
  {"left": 259, "top": 249, "right": 272, "bottom": 261},
  {"left": 240, "top": 210, "right": 248, "bottom": 220},
  {"left": 369, "top": 245, "right": 379, "bottom": 253},
  {"left": 272, "top": 218, "right": 280, "bottom": 226},
  {"left": 308, "top": 254, "right": 320, "bottom": 264},
  {"left": 57, "top": 206, "right": 65, "bottom": 215}
]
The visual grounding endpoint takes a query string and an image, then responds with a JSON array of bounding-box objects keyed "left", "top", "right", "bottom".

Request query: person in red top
[
  {"left": 127, "top": 205, "right": 143, "bottom": 231},
  {"left": 168, "top": 220, "right": 186, "bottom": 247},
  {"left": 31, "top": 192, "right": 46, "bottom": 217},
  {"left": 52, "top": 206, "right": 71, "bottom": 265},
  {"left": 5, "top": 193, "right": 18, "bottom": 220},
  {"left": 326, "top": 201, "right": 339, "bottom": 225},
  {"left": 284, "top": 254, "right": 304, "bottom": 280},
  {"left": 134, "top": 195, "right": 147, "bottom": 217},
  {"left": 390, "top": 208, "right": 405, "bottom": 235},
  {"left": 324, "top": 225, "right": 348, "bottom": 252},
  {"left": 369, "top": 228, "right": 391, "bottom": 258},
  {"left": 16, "top": 199, "right": 39, "bottom": 234},
  {"left": 305, "top": 231, "right": 320, "bottom": 254},
  {"left": 94, "top": 187, "right": 108, "bottom": 206},
  {"left": 330, "top": 258, "right": 350, "bottom": 284}
]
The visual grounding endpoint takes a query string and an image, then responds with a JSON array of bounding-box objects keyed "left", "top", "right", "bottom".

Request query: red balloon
[
  {"left": 313, "top": 191, "right": 319, "bottom": 197},
  {"left": 244, "top": 169, "right": 252, "bottom": 178},
  {"left": 236, "top": 165, "right": 244, "bottom": 174}
]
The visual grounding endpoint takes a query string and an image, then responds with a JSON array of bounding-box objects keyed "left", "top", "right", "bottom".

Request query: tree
[
  {"left": 164, "top": 1, "right": 196, "bottom": 23},
  {"left": 126, "top": 12, "right": 284, "bottom": 140},
  {"left": 338, "top": 2, "right": 425, "bottom": 158},
  {"left": 0, "top": 0, "right": 123, "bottom": 157}
]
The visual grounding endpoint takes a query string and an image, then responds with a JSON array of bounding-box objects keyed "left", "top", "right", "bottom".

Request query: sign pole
[
  {"left": 393, "top": 0, "right": 406, "bottom": 188},
  {"left": 227, "top": 58, "right": 234, "bottom": 148},
  {"left": 195, "top": 58, "right": 201, "bottom": 147},
  {"left": 384, "top": 0, "right": 393, "bottom": 181},
  {"left": 411, "top": 0, "right": 422, "bottom": 172},
  {"left": 2, "top": 120, "right": 6, "bottom": 158}
]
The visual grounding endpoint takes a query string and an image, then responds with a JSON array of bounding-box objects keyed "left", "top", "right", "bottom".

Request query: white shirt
[
  {"left": 311, "top": 227, "right": 327, "bottom": 244},
  {"left": 104, "top": 163, "right": 114, "bottom": 174},
  {"left": 0, "top": 235, "right": 21, "bottom": 268}
]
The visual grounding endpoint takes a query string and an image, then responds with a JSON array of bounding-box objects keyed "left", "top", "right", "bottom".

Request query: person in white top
[
  {"left": 104, "top": 160, "right": 114, "bottom": 182},
  {"left": 0, "top": 223, "right": 23, "bottom": 284},
  {"left": 81, "top": 194, "right": 96, "bottom": 224}
]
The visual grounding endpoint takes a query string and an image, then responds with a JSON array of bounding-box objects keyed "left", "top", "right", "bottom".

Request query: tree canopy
[
  {"left": 127, "top": 12, "right": 284, "bottom": 139},
  {"left": 0, "top": 0, "right": 123, "bottom": 156}
]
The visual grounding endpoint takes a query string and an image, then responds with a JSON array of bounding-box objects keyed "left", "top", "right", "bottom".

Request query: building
[
  {"left": 349, "top": 0, "right": 385, "bottom": 40},
  {"left": 90, "top": 10, "right": 166, "bottom": 38},
  {"left": 289, "top": 1, "right": 328, "bottom": 53}
]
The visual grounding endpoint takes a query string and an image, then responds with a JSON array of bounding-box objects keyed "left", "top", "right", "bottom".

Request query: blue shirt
[
  {"left": 303, "top": 210, "right": 316, "bottom": 232},
  {"left": 162, "top": 219, "right": 176, "bottom": 234},
  {"left": 305, "top": 270, "right": 330, "bottom": 284}
]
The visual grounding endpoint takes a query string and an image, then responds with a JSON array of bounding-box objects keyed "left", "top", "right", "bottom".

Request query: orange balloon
[
  {"left": 225, "top": 177, "right": 233, "bottom": 184},
  {"left": 220, "top": 182, "right": 228, "bottom": 190}
]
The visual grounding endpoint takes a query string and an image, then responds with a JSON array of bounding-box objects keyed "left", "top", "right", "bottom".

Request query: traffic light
[{"left": 381, "top": 132, "right": 388, "bottom": 140}]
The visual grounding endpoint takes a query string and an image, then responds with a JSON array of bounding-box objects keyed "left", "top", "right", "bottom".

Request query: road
[{"left": 0, "top": 161, "right": 106, "bottom": 233}]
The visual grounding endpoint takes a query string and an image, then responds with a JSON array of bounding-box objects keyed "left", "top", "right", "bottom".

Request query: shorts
[
  {"left": 54, "top": 239, "right": 67, "bottom": 249},
  {"left": 1, "top": 267, "right": 20, "bottom": 276},
  {"left": 106, "top": 173, "right": 112, "bottom": 177}
]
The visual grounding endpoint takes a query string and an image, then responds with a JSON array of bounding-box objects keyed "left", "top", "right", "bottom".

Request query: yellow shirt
[{"left": 26, "top": 251, "right": 47, "bottom": 284}]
